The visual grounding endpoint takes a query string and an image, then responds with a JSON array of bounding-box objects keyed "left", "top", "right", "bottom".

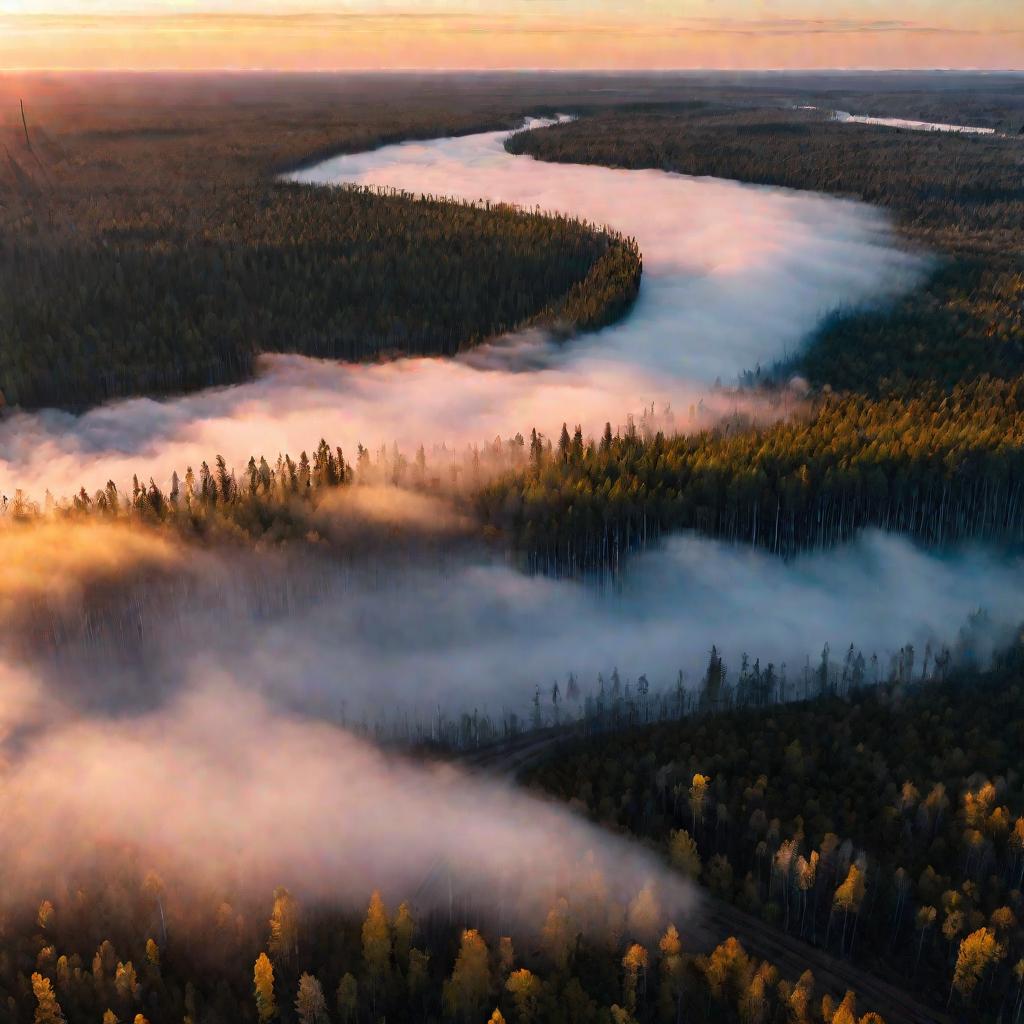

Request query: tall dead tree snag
[{"left": 20, "top": 99, "right": 31, "bottom": 151}]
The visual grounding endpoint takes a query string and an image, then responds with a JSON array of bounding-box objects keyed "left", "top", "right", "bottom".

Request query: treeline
[
  {"left": 15, "top": 369, "right": 1024, "bottom": 574},
  {"left": 506, "top": 108, "right": 1024, "bottom": 397},
  {"left": 3, "top": 871, "right": 895, "bottom": 1024},
  {"left": 477, "top": 379, "right": 1024, "bottom": 568},
  {"left": 5, "top": 439, "right": 409, "bottom": 546},
  {"left": 526, "top": 644, "right": 1024, "bottom": 1020},
  {"left": 1, "top": 432, "right": 533, "bottom": 547},
  {"left": 0, "top": 86, "right": 639, "bottom": 410}
]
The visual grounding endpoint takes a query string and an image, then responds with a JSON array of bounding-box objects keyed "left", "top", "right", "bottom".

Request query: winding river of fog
[
  {"left": 0, "top": 119, "right": 922, "bottom": 500},
  {"left": 3, "top": 118, "right": 1020, "bottom": 715},
  {"left": 2, "top": 120, "right": 1021, "bottom": 716},
  {"left": 0, "top": 120, "right": 1020, "bottom": 920}
]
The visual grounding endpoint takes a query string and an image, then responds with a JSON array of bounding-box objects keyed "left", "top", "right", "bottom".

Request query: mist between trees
[
  {"left": 1, "top": 452, "right": 1021, "bottom": 747},
  {"left": 478, "top": 380, "right": 1024, "bottom": 571}
]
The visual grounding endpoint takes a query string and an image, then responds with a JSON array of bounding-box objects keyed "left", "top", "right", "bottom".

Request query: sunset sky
[{"left": 1, "top": 1, "right": 1021, "bottom": 72}]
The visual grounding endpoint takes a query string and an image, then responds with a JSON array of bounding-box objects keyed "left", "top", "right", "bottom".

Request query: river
[
  {"left": 0, "top": 119, "right": 919, "bottom": 500},
  {"left": 2, "top": 120, "right": 1019, "bottom": 725}
]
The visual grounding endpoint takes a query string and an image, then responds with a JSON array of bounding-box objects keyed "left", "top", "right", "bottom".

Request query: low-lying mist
[
  {"left": 0, "top": 120, "right": 922, "bottom": 501},
  {"left": 0, "top": 665, "right": 689, "bottom": 940},
  {"left": 1, "top": 511, "right": 1019, "bottom": 933},
  {"left": 1, "top": 511, "right": 1016, "bottom": 938},
  {"left": 0, "top": 121, "right": 990, "bottom": 942},
  {"left": 4, "top": 508, "right": 1019, "bottom": 737}
]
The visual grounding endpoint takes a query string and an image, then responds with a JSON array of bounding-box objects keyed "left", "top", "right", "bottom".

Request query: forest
[
  {"left": 3, "top": 71, "right": 1024, "bottom": 1024},
  {"left": 488, "top": 103, "right": 1024, "bottom": 568},
  {"left": 524, "top": 643, "right": 1024, "bottom": 1021},
  {"left": 0, "top": 77, "right": 639, "bottom": 409},
  {"left": 0, "top": 868, "right": 899, "bottom": 1024},
  {"left": 477, "top": 379, "right": 1024, "bottom": 568}
]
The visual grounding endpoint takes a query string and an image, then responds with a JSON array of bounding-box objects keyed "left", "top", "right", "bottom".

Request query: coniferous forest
[
  {"left": 0, "top": 76, "right": 639, "bottom": 409},
  {"left": 487, "top": 100, "right": 1024, "bottom": 569},
  {"left": 2, "top": 70, "right": 1024, "bottom": 1024}
]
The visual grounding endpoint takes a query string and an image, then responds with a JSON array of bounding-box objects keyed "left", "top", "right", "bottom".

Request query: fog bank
[
  {"left": 0, "top": 515, "right": 1016, "bottom": 929},
  {"left": 13, "top": 520, "right": 1021, "bottom": 730},
  {"left": 0, "top": 666, "right": 687, "bottom": 935},
  {"left": 0, "top": 120, "right": 922, "bottom": 500}
]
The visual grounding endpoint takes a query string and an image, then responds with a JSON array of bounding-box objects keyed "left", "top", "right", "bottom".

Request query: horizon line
[{"left": 3, "top": 65, "right": 1023, "bottom": 74}]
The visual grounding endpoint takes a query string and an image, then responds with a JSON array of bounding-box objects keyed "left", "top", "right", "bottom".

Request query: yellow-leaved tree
[
  {"left": 668, "top": 829, "right": 702, "bottom": 881},
  {"left": 31, "top": 973, "right": 64, "bottom": 1024},
  {"left": 268, "top": 888, "right": 299, "bottom": 963},
  {"left": 442, "top": 929, "right": 491, "bottom": 1022},
  {"left": 253, "top": 952, "right": 276, "bottom": 1023},
  {"left": 505, "top": 968, "right": 541, "bottom": 1024},
  {"left": 621, "top": 943, "right": 649, "bottom": 1013},
  {"left": 362, "top": 890, "right": 392, "bottom": 1016},
  {"left": 951, "top": 927, "right": 1005, "bottom": 1005}
]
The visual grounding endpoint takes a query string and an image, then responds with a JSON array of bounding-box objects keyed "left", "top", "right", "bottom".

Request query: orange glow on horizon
[{"left": 1, "top": 7, "right": 1021, "bottom": 72}]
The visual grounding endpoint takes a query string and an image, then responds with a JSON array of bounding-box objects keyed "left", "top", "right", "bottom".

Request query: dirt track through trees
[{"left": 463, "top": 731, "right": 951, "bottom": 1024}]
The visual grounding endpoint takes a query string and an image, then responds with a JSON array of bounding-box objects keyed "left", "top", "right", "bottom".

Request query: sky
[{"left": 0, "top": 0, "right": 1021, "bottom": 72}]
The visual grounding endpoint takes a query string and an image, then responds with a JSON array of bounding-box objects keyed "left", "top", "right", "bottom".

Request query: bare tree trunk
[{"left": 20, "top": 99, "right": 31, "bottom": 151}]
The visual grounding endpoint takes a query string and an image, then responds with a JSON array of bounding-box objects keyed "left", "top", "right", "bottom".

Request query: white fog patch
[
  {"left": 0, "top": 120, "right": 922, "bottom": 500},
  {"left": 832, "top": 109, "right": 998, "bottom": 135},
  {"left": 796, "top": 105, "right": 1000, "bottom": 135},
  {"left": 27, "top": 528, "right": 1023, "bottom": 729},
  {"left": 0, "top": 667, "right": 691, "bottom": 930},
  {"left": 0, "top": 519, "right": 1015, "bottom": 925}
]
